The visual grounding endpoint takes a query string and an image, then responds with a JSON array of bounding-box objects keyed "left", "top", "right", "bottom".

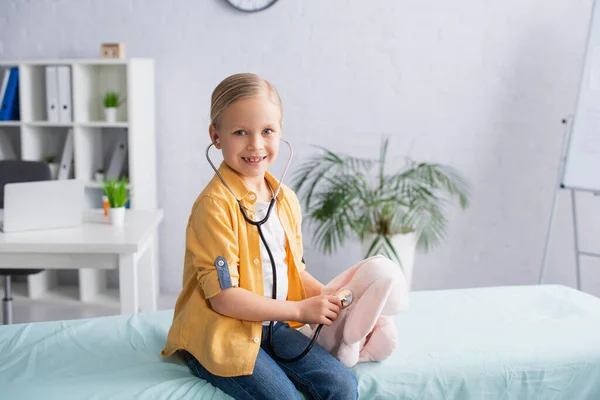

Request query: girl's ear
[{"left": 209, "top": 125, "right": 221, "bottom": 149}]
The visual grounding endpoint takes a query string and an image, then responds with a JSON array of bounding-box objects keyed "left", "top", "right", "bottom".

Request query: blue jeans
[{"left": 185, "top": 322, "right": 358, "bottom": 400}]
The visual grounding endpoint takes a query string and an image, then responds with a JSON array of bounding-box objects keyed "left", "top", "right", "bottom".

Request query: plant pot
[
  {"left": 104, "top": 108, "right": 117, "bottom": 123},
  {"left": 47, "top": 162, "right": 59, "bottom": 180},
  {"left": 108, "top": 207, "right": 126, "bottom": 226},
  {"left": 361, "top": 232, "right": 417, "bottom": 290}
]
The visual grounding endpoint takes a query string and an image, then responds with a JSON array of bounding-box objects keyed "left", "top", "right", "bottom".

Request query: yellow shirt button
[
  {"left": 253, "top": 258, "right": 260, "bottom": 265},
  {"left": 249, "top": 194, "right": 256, "bottom": 200},
  {"left": 253, "top": 337, "right": 260, "bottom": 343}
]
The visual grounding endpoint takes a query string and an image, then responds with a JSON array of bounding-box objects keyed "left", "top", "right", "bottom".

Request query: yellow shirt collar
[{"left": 217, "top": 161, "right": 285, "bottom": 204}]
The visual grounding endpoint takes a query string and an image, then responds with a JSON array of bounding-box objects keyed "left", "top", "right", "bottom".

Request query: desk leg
[
  {"left": 119, "top": 253, "right": 139, "bottom": 314},
  {"left": 138, "top": 235, "right": 158, "bottom": 312}
]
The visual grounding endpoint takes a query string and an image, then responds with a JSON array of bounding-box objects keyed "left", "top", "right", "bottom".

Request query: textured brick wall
[{"left": 2, "top": 0, "right": 599, "bottom": 296}]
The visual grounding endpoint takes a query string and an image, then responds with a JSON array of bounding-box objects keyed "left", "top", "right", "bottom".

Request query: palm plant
[{"left": 291, "top": 137, "right": 470, "bottom": 267}]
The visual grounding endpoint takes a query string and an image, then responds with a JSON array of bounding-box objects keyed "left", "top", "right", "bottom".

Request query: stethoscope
[{"left": 206, "top": 138, "right": 354, "bottom": 363}]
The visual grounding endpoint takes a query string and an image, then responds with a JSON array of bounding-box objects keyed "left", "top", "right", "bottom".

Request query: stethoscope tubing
[{"left": 206, "top": 139, "right": 324, "bottom": 363}]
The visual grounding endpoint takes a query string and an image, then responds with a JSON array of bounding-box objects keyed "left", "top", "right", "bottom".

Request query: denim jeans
[{"left": 185, "top": 322, "right": 358, "bottom": 400}]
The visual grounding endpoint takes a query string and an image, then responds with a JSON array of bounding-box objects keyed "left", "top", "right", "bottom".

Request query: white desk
[{"left": 0, "top": 209, "right": 163, "bottom": 315}]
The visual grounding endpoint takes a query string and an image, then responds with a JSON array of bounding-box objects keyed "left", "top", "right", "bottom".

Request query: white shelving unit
[{"left": 0, "top": 58, "right": 157, "bottom": 308}]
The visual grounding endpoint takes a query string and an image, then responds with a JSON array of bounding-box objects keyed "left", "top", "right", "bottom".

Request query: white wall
[{"left": 2, "top": 0, "right": 599, "bottom": 297}]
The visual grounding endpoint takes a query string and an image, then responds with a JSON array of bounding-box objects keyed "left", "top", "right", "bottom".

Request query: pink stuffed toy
[{"left": 301, "top": 255, "right": 409, "bottom": 368}]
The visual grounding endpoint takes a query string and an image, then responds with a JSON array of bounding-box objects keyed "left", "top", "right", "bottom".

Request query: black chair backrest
[{"left": 0, "top": 160, "right": 51, "bottom": 208}]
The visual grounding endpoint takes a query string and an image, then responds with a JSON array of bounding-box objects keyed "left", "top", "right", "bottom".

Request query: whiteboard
[{"left": 563, "top": 1, "right": 600, "bottom": 191}]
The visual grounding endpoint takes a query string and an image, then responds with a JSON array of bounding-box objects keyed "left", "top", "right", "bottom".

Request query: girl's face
[{"left": 211, "top": 95, "right": 282, "bottom": 182}]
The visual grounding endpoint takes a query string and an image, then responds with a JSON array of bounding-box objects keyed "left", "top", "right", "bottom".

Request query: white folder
[
  {"left": 57, "top": 129, "right": 74, "bottom": 180},
  {"left": 45, "top": 66, "right": 59, "bottom": 123},
  {"left": 0, "top": 131, "right": 17, "bottom": 160},
  {"left": 0, "top": 69, "right": 10, "bottom": 106},
  {"left": 57, "top": 66, "right": 72, "bottom": 122},
  {"left": 106, "top": 135, "right": 128, "bottom": 179}
]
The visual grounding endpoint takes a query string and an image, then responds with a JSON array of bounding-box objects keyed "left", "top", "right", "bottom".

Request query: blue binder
[{"left": 0, "top": 67, "right": 19, "bottom": 121}]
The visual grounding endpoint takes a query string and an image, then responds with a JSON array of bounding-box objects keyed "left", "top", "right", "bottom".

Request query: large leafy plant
[{"left": 292, "top": 137, "right": 470, "bottom": 266}]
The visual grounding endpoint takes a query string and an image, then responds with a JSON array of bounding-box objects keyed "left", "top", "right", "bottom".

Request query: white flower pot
[
  {"left": 361, "top": 232, "right": 417, "bottom": 290},
  {"left": 108, "top": 207, "right": 126, "bottom": 226},
  {"left": 47, "top": 163, "right": 59, "bottom": 180},
  {"left": 104, "top": 108, "right": 117, "bottom": 123}
]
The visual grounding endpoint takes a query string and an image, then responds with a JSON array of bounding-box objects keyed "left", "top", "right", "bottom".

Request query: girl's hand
[
  {"left": 321, "top": 286, "right": 337, "bottom": 296},
  {"left": 296, "top": 295, "right": 342, "bottom": 325}
]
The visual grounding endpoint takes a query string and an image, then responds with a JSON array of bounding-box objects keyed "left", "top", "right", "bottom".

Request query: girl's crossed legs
[{"left": 185, "top": 322, "right": 358, "bottom": 400}]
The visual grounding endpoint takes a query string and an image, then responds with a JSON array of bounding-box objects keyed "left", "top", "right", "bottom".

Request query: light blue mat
[{"left": 1, "top": 284, "right": 599, "bottom": 399}]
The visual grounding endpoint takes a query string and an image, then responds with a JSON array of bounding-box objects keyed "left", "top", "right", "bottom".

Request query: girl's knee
[
  {"left": 307, "top": 368, "right": 357, "bottom": 400},
  {"left": 327, "top": 370, "right": 358, "bottom": 400},
  {"left": 338, "top": 371, "right": 359, "bottom": 400}
]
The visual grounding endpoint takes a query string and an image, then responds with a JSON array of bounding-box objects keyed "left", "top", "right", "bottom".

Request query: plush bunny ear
[
  {"left": 323, "top": 255, "right": 386, "bottom": 293},
  {"left": 382, "top": 269, "right": 410, "bottom": 315},
  {"left": 343, "top": 277, "right": 393, "bottom": 344}
]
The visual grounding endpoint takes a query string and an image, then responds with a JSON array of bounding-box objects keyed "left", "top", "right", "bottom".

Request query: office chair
[{"left": 0, "top": 160, "right": 52, "bottom": 324}]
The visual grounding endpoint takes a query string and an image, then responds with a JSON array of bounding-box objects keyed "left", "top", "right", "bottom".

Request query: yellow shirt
[{"left": 161, "top": 162, "right": 307, "bottom": 377}]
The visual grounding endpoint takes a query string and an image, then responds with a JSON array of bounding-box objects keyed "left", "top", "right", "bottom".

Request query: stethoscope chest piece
[{"left": 337, "top": 289, "right": 354, "bottom": 309}]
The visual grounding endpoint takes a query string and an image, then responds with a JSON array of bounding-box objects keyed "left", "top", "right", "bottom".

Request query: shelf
[
  {"left": 85, "top": 181, "right": 133, "bottom": 189},
  {"left": 75, "top": 126, "right": 129, "bottom": 183},
  {"left": 24, "top": 121, "right": 74, "bottom": 127},
  {"left": 20, "top": 125, "right": 73, "bottom": 169},
  {"left": 78, "top": 121, "right": 129, "bottom": 128},
  {"left": 73, "top": 64, "right": 128, "bottom": 123},
  {"left": 86, "top": 181, "right": 105, "bottom": 189},
  {"left": 0, "top": 126, "right": 21, "bottom": 159},
  {"left": 17, "top": 121, "right": 129, "bottom": 128},
  {"left": 1, "top": 58, "right": 158, "bottom": 312},
  {"left": 0, "top": 121, "right": 20, "bottom": 127},
  {"left": 0, "top": 58, "right": 150, "bottom": 66}
]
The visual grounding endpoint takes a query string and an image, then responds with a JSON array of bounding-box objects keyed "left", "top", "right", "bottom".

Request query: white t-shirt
[{"left": 254, "top": 200, "right": 289, "bottom": 325}]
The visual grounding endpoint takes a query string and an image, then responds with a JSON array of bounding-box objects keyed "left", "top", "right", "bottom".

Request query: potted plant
[
  {"left": 102, "top": 91, "right": 125, "bottom": 123},
  {"left": 102, "top": 178, "right": 129, "bottom": 226},
  {"left": 43, "top": 154, "right": 58, "bottom": 179},
  {"left": 95, "top": 168, "right": 105, "bottom": 182},
  {"left": 292, "top": 137, "right": 471, "bottom": 290}
]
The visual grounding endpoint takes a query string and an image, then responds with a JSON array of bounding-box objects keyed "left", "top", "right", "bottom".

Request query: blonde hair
[{"left": 210, "top": 73, "right": 283, "bottom": 128}]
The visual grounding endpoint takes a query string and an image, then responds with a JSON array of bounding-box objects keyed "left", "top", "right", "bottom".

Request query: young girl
[{"left": 162, "top": 73, "right": 359, "bottom": 399}]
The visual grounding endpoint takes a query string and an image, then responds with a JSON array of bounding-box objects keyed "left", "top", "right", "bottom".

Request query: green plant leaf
[
  {"left": 102, "top": 178, "right": 129, "bottom": 208},
  {"left": 382, "top": 234, "right": 403, "bottom": 269},
  {"left": 293, "top": 136, "right": 471, "bottom": 257},
  {"left": 379, "top": 136, "right": 389, "bottom": 191},
  {"left": 365, "top": 234, "right": 383, "bottom": 258},
  {"left": 103, "top": 91, "right": 125, "bottom": 108}
]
